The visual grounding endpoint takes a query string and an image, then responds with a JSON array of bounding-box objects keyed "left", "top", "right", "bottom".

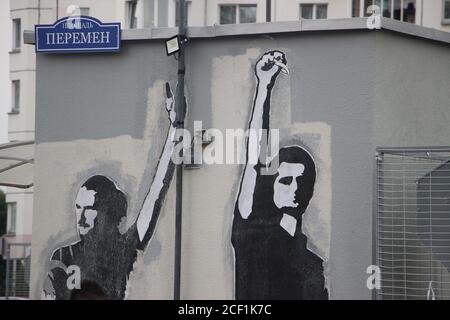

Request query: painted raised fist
[{"left": 255, "top": 50, "right": 289, "bottom": 82}]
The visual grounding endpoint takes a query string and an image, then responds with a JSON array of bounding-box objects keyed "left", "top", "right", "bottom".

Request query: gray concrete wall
[
  {"left": 184, "top": 31, "right": 376, "bottom": 299},
  {"left": 35, "top": 41, "right": 175, "bottom": 142},
  {"left": 374, "top": 31, "right": 450, "bottom": 147},
  {"left": 31, "top": 28, "right": 449, "bottom": 300}
]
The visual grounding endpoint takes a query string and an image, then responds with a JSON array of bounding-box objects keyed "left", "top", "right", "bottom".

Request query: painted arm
[
  {"left": 236, "top": 51, "right": 289, "bottom": 219},
  {"left": 41, "top": 272, "right": 56, "bottom": 300},
  {"left": 136, "top": 83, "right": 179, "bottom": 243}
]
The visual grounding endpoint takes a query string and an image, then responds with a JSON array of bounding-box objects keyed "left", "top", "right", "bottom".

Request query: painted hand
[
  {"left": 255, "top": 50, "right": 289, "bottom": 83},
  {"left": 165, "top": 82, "right": 176, "bottom": 124}
]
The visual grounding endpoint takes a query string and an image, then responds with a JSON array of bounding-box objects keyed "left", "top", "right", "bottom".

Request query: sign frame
[{"left": 35, "top": 16, "right": 121, "bottom": 54}]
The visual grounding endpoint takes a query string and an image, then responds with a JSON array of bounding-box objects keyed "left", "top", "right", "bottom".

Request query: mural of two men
[{"left": 42, "top": 51, "right": 328, "bottom": 300}]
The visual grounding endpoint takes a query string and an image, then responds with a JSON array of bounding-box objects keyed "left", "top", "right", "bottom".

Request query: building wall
[
  {"left": 0, "top": 0, "right": 10, "bottom": 144},
  {"left": 5, "top": 192, "right": 34, "bottom": 236},
  {"left": 9, "top": 0, "right": 44, "bottom": 142},
  {"left": 126, "top": 0, "right": 449, "bottom": 31},
  {"left": 422, "top": 0, "right": 450, "bottom": 32},
  {"left": 374, "top": 31, "right": 450, "bottom": 147},
  {"left": 205, "top": 0, "right": 268, "bottom": 25},
  {"left": 6, "top": 0, "right": 45, "bottom": 239},
  {"left": 119, "top": 0, "right": 347, "bottom": 28},
  {"left": 274, "top": 0, "right": 350, "bottom": 21},
  {"left": 56, "top": 0, "right": 118, "bottom": 22},
  {"left": 30, "top": 29, "right": 386, "bottom": 300},
  {"left": 5, "top": 0, "right": 119, "bottom": 244}
]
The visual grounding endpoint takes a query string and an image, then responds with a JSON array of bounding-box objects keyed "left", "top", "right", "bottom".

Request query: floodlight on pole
[{"left": 165, "top": 35, "right": 181, "bottom": 56}]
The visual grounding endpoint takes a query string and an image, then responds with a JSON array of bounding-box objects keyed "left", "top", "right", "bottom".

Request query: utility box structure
[{"left": 26, "top": 18, "right": 450, "bottom": 299}]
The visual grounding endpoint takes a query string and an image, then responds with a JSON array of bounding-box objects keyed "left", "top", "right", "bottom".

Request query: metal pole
[
  {"left": 5, "top": 244, "right": 10, "bottom": 299},
  {"left": 174, "top": 0, "right": 187, "bottom": 301}
]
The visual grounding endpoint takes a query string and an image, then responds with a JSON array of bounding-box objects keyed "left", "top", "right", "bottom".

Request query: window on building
[
  {"left": 363, "top": 0, "right": 373, "bottom": 16},
  {"left": 443, "top": 0, "right": 450, "bottom": 24},
  {"left": 126, "top": 0, "right": 138, "bottom": 29},
  {"left": 353, "top": 0, "right": 415, "bottom": 23},
  {"left": 376, "top": 148, "right": 450, "bottom": 299},
  {"left": 11, "top": 80, "right": 20, "bottom": 113},
  {"left": 387, "top": 0, "right": 416, "bottom": 22},
  {"left": 12, "top": 19, "right": 21, "bottom": 50},
  {"left": 7, "top": 203, "right": 17, "bottom": 235},
  {"left": 239, "top": 5, "right": 257, "bottom": 23},
  {"left": 352, "top": 0, "right": 380, "bottom": 17},
  {"left": 300, "top": 4, "right": 328, "bottom": 20},
  {"left": 219, "top": 4, "right": 257, "bottom": 24},
  {"left": 220, "top": 5, "right": 237, "bottom": 24},
  {"left": 382, "top": 0, "right": 392, "bottom": 18},
  {"left": 80, "top": 7, "right": 90, "bottom": 16},
  {"left": 301, "top": 4, "right": 314, "bottom": 19},
  {"left": 352, "top": 0, "right": 360, "bottom": 17},
  {"left": 403, "top": 0, "right": 416, "bottom": 23},
  {"left": 316, "top": 4, "right": 328, "bottom": 19}
]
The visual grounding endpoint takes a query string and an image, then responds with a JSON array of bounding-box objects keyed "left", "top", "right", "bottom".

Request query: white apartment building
[
  {"left": 5, "top": 0, "right": 119, "bottom": 240},
  {"left": 0, "top": 1, "right": 11, "bottom": 145},
  {"left": 4, "top": 0, "right": 449, "bottom": 249},
  {"left": 350, "top": 0, "right": 450, "bottom": 32},
  {"left": 117, "top": 0, "right": 343, "bottom": 28},
  {"left": 120, "top": 0, "right": 450, "bottom": 31}
]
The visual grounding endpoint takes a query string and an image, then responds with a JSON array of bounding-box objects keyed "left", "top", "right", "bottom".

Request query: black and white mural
[
  {"left": 231, "top": 51, "right": 329, "bottom": 299},
  {"left": 39, "top": 51, "right": 330, "bottom": 300},
  {"left": 42, "top": 84, "right": 179, "bottom": 300}
]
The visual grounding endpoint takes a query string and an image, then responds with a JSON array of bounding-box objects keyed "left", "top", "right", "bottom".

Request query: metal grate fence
[
  {"left": 4, "top": 243, "right": 31, "bottom": 299},
  {"left": 376, "top": 147, "right": 450, "bottom": 300}
]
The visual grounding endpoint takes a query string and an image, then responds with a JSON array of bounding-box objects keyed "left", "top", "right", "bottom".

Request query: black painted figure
[
  {"left": 42, "top": 84, "right": 179, "bottom": 300},
  {"left": 232, "top": 51, "right": 328, "bottom": 299},
  {"left": 70, "top": 280, "right": 107, "bottom": 300}
]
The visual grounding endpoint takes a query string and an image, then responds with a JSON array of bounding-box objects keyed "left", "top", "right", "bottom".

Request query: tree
[{"left": 0, "top": 190, "right": 6, "bottom": 296}]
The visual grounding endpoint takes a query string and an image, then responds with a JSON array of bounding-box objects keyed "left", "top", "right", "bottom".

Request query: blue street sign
[{"left": 35, "top": 16, "right": 121, "bottom": 53}]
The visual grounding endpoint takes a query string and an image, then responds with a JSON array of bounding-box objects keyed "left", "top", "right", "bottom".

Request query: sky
[{"left": 0, "top": 0, "right": 10, "bottom": 144}]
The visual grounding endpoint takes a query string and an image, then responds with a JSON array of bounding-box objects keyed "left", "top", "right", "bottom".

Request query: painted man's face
[
  {"left": 75, "top": 187, "right": 98, "bottom": 236},
  {"left": 273, "top": 162, "right": 305, "bottom": 210}
]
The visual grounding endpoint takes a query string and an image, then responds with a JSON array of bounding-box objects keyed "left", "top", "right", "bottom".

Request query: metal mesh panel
[
  {"left": 376, "top": 147, "right": 450, "bottom": 300},
  {"left": 4, "top": 243, "right": 31, "bottom": 299}
]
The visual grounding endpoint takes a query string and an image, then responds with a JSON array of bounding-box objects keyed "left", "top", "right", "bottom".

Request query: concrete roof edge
[
  {"left": 380, "top": 17, "right": 450, "bottom": 44},
  {"left": 24, "top": 17, "right": 450, "bottom": 45}
]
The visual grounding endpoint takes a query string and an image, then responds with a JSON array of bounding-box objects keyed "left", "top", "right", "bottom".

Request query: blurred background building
[{"left": 118, "top": 0, "right": 450, "bottom": 30}]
